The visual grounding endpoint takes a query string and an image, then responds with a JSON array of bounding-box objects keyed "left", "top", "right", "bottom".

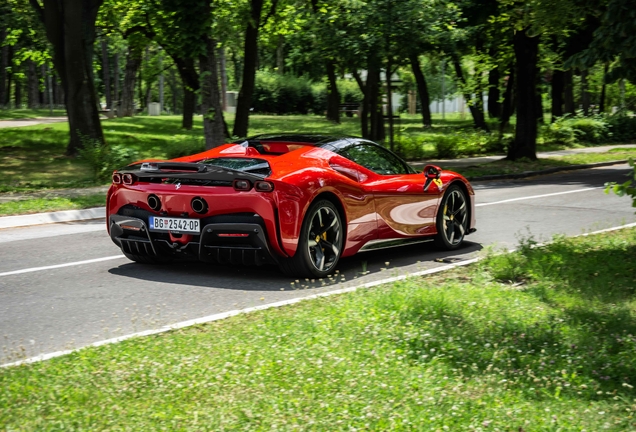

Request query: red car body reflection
[{"left": 107, "top": 134, "right": 476, "bottom": 277}]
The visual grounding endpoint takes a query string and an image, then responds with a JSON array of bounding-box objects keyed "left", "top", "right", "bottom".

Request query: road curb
[
  {"left": 0, "top": 207, "right": 106, "bottom": 229},
  {"left": 467, "top": 159, "right": 628, "bottom": 182}
]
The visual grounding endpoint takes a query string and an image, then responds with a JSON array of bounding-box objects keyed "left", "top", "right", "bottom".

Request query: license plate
[{"left": 149, "top": 216, "right": 200, "bottom": 234}]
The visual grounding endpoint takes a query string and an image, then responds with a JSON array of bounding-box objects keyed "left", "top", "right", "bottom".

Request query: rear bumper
[{"left": 109, "top": 214, "right": 279, "bottom": 266}]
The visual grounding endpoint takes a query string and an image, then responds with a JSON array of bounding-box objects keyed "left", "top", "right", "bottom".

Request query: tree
[
  {"left": 29, "top": 0, "right": 105, "bottom": 155},
  {"left": 232, "top": 0, "right": 279, "bottom": 138}
]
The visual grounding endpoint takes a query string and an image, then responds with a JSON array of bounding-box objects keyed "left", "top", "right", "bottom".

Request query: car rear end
[{"left": 107, "top": 159, "right": 288, "bottom": 266}]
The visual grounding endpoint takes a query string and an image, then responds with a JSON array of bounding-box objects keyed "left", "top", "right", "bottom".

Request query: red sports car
[{"left": 107, "top": 134, "right": 476, "bottom": 277}]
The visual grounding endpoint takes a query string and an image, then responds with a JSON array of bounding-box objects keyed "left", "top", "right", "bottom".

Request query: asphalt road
[{"left": 1, "top": 164, "right": 634, "bottom": 365}]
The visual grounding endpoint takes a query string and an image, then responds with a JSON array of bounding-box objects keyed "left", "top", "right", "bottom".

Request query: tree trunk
[
  {"left": 0, "top": 29, "right": 7, "bottom": 107},
  {"left": 170, "top": 67, "right": 178, "bottom": 114},
  {"left": 326, "top": 60, "right": 340, "bottom": 123},
  {"left": 367, "top": 60, "right": 384, "bottom": 142},
  {"left": 113, "top": 53, "right": 119, "bottom": 115},
  {"left": 581, "top": 69, "right": 590, "bottom": 115},
  {"left": 182, "top": 87, "right": 195, "bottom": 129},
  {"left": 14, "top": 78, "right": 21, "bottom": 107},
  {"left": 29, "top": 0, "right": 105, "bottom": 155},
  {"left": 232, "top": 0, "right": 264, "bottom": 138},
  {"left": 599, "top": 64, "right": 608, "bottom": 113},
  {"left": 488, "top": 67, "right": 501, "bottom": 119},
  {"left": 54, "top": 75, "right": 64, "bottom": 106},
  {"left": 452, "top": 55, "right": 489, "bottom": 132},
  {"left": 219, "top": 47, "right": 227, "bottom": 111},
  {"left": 174, "top": 57, "right": 199, "bottom": 129},
  {"left": 39, "top": 64, "right": 46, "bottom": 105},
  {"left": 551, "top": 69, "right": 564, "bottom": 121},
  {"left": 352, "top": 70, "right": 369, "bottom": 138},
  {"left": 101, "top": 38, "right": 112, "bottom": 109},
  {"left": 499, "top": 67, "right": 515, "bottom": 137},
  {"left": 409, "top": 53, "right": 431, "bottom": 128},
  {"left": 121, "top": 45, "right": 141, "bottom": 117},
  {"left": 200, "top": 36, "right": 227, "bottom": 149},
  {"left": 386, "top": 63, "right": 395, "bottom": 151},
  {"left": 508, "top": 28, "right": 539, "bottom": 161},
  {"left": 27, "top": 60, "right": 39, "bottom": 108},
  {"left": 564, "top": 70, "right": 575, "bottom": 115},
  {"left": 276, "top": 34, "right": 284, "bottom": 74}
]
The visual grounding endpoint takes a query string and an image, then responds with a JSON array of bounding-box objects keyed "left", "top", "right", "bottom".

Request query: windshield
[{"left": 201, "top": 158, "right": 271, "bottom": 177}]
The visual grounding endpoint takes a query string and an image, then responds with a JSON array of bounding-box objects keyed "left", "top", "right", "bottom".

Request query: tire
[
  {"left": 434, "top": 184, "right": 469, "bottom": 250},
  {"left": 123, "top": 252, "right": 171, "bottom": 265},
  {"left": 280, "top": 200, "right": 344, "bottom": 278}
]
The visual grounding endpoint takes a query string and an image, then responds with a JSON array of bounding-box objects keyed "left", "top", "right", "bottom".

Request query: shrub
[
  {"left": 542, "top": 117, "right": 578, "bottom": 146},
  {"left": 566, "top": 116, "right": 610, "bottom": 143},
  {"left": 543, "top": 113, "right": 612, "bottom": 146},
  {"left": 430, "top": 130, "right": 499, "bottom": 158},
  {"left": 393, "top": 136, "right": 428, "bottom": 160},
  {"left": 252, "top": 72, "right": 315, "bottom": 114},
  {"left": 165, "top": 135, "right": 205, "bottom": 159},
  {"left": 606, "top": 115, "right": 636, "bottom": 143},
  {"left": 77, "top": 135, "right": 139, "bottom": 183}
]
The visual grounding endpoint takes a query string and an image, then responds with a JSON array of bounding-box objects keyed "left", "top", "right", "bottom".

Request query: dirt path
[{"left": 0, "top": 117, "right": 69, "bottom": 128}]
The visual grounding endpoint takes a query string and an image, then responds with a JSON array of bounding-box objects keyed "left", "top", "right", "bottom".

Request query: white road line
[
  {"left": 0, "top": 255, "right": 125, "bottom": 277},
  {"left": 3, "top": 221, "right": 636, "bottom": 368},
  {"left": 475, "top": 187, "right": 600, "bottom": 207}
]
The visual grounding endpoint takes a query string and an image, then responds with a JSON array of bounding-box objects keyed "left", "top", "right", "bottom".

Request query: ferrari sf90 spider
[{"left": 107, "top": 134, "right": 476, "bottom": 277}]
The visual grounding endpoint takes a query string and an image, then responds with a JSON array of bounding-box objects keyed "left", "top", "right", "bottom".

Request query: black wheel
[
  {"left": 434, "top": 185, "right": 469, "bottom": 250},
  {"left": 123, "top": 252, "right": 171, "bottom": 265},
  {"left": 280, "top": 200, "right": 343, "bottom": 278}
]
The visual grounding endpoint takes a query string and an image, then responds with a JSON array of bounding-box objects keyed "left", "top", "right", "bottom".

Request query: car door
[{"left": 339, "top": 143, "right": 441, "bottom": 239}]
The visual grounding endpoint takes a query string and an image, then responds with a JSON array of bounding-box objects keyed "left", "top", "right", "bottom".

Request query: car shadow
[{"left": 107, "top": 240, "right": 483, "bottom": 292}]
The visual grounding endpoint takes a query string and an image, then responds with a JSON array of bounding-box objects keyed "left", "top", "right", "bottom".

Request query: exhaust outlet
[
  {"left": 191, "top": 197, "right": 208, "bottom": 214},
  {"left": 147, "top": 194, "right": 162, "bottom": 211}
]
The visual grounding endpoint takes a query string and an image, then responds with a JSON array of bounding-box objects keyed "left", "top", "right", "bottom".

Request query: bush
[
  {"left": 542, "top": 118, "right": 578, "bottom": 146},
  {"left": 77, "top": 135, "right": 139, "bottom": 183},
  {"left": 165, "top": 135, "right": 205, "bottom": 159},
  {"left": 252, "top": 72, "right": 315, "bottom": 114},
  {"left": 430, "top": 131, "right": 501, "bottom": 158},
  {"left": 393, "top": 136, "right": 428, "bottom": 160},
  {"left": 543, "top": 113, "right": 612, "bottom": 146},
  {"left": 606, "top": 115, "right": 636, "bottom": 143}
]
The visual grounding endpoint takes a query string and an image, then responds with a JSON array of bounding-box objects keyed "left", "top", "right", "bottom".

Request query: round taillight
[
  {"left": 122, "top": 173, "right": 134, "bottom": 185},
  {"left": 233, "top": 179, "right": 252, "bottom": 191},
  {"left": 254, "top": 181, "right": 274, "bottom": 192}
]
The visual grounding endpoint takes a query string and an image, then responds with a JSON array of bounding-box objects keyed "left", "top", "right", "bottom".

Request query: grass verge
[
  {"left": 454, "top": 148, "right": 636, "bottom": 178},
  {"left": 2, "top": 228, "right": 636, "bottom": 430},
  {"left": 0, "top": 194, "right": 105, "bottom": 216}
]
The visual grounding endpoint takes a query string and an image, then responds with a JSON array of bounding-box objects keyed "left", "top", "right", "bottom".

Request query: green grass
[
  {"left": 0, "top": 194, "right": 105, "bottom": 216},
  {"left": 455, "top": 149, "right": 635, "bottom": 178},
  {"left": 2, "top": 228, "right": 636, "bottom": 430},
  {"left": 0, "top": 108, "right": 67, "bottom": 119}
]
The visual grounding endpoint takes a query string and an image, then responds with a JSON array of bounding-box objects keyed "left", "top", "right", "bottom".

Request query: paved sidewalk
[{"left": 0, "top": 117, "right": 68, "bottom": 128}]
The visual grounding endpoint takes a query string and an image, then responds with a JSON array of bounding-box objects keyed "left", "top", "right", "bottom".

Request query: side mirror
[
  {"left": 423, "top": 164, "right": 442, "bottom": 191},
  {"left": 424, "top": 164, "right": 441, "bottom": 179}
]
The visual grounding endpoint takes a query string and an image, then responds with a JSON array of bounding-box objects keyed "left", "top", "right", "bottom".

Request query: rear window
[{"left": 202, "top": 158, "right": 271, "bottom": 177}]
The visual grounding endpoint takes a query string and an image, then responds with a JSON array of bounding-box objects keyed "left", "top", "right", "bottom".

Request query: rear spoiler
[{"left": 118, "top": 162, "right": 266, "bottom": 182}]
